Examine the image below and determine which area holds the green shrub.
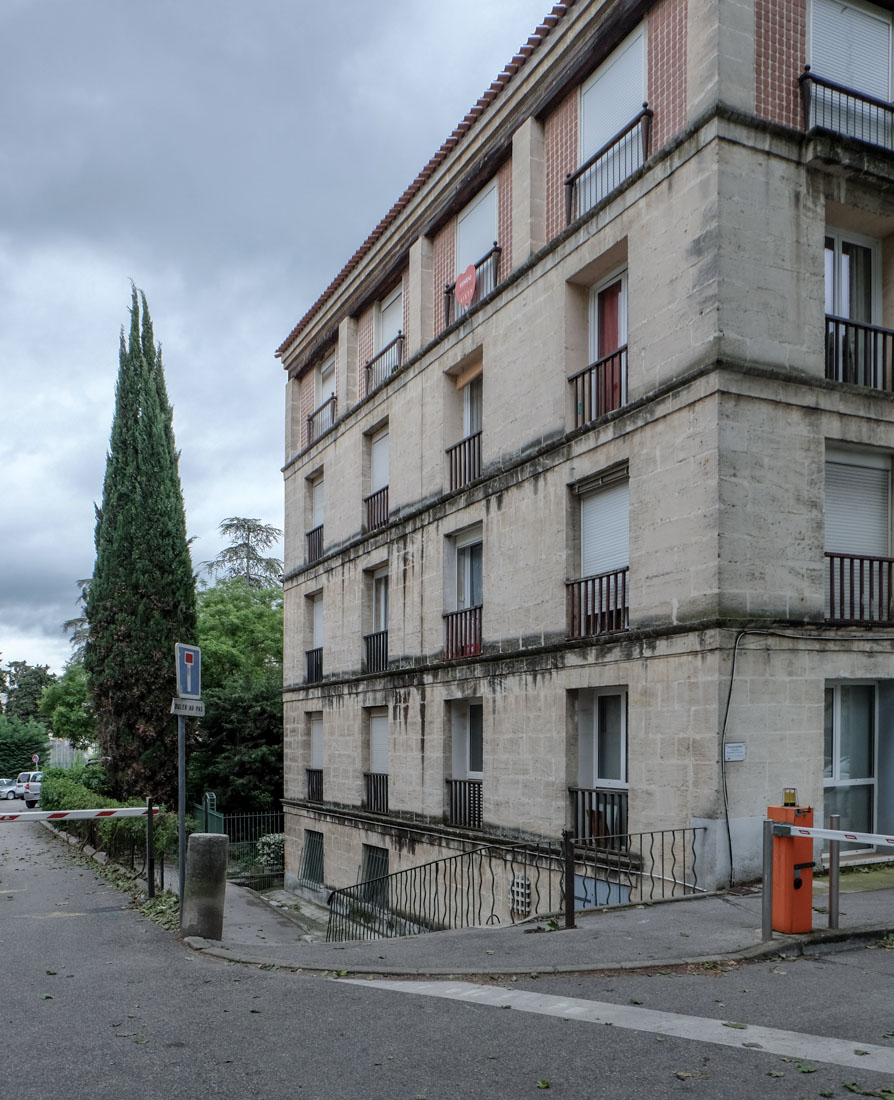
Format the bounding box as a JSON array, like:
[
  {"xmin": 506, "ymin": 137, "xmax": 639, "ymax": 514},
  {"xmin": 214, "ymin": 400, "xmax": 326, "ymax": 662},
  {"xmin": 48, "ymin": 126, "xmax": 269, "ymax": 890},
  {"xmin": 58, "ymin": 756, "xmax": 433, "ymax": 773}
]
[{"xmin": 256, "ymin": 832, "xmax": 285, "ymax": 870}]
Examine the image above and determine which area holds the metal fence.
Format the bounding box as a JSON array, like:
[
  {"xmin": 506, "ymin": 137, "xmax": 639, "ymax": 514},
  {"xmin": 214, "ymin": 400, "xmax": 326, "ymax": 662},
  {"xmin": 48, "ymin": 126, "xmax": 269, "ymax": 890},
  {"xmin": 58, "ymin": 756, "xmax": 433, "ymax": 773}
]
[
  {"xmin": 193, "ymin": 797, "xmax": 284, "ymax": 890},
  {"xmin": 326, "ymin": 825, "xmax": 704, "ymax": 943}
]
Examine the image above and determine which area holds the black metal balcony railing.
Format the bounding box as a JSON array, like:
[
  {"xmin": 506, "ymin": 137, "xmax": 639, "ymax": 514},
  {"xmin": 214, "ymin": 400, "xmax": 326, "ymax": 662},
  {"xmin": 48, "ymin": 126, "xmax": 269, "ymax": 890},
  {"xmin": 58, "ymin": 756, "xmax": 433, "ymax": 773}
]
[
  {"xmin": 363, "ymin": 630, "xmax": 389, "ymax": 673},
  {"xmin": 565, "ymin": 106, "xmax": 652, "ymax": 224},
  {"xmin": 446, "ymin": 431, "xmax": 482, "ymax": 491},
  {"xmin": 825, "ymin": 316, "xmax": 894, "ymax": 392},
  {"xmin": 444, "ymin": 605, "xmax": 482, "ymax": 659},
  {"xmin": 569, "ymin": 787, "xmax": 629, "ymax": 852},
  {"xmin": 825, "ymin": 552, "xmax": 894, "ymax": 625},
  {"xmin": 306, "ymin": 524, "xmax": 323, "ymax": 564},
  {"xmin": 365, "ymin": 332, "xmax": 404, "ymax": 394},
  {"xmin": 305, "ymin": 647, "xmax": 323, "ymax": 683},
  {"xmin": 364, "ymin": 485, "xmax": 389, "ymax": 531},
  {"xmin": 307, "ymin": 394, "xmax": 336, "ymax": 446},
  {"xmin": 446, "ymin": 778, "xmax": 482, "ymax": 829},
  {"xmin": 569, "ymin": 346, "xmax": 628, "ymax": 428},
  {"xmin": 444, "ymin": 243, "xmax": 502, "ymax": 328},
  {"xmin": 306, "ymin": 768, "xmax": 323, "ymax": 802},
  {"xmin": 800, "ymin": 66, "xmax": 894, "ymax": 151},
  {"xmin": 364, "ymin": 772, "xmax": 389, "ymax": 814},
  {"xmin": 567, "ymin": 569, "xmax": 630, "ymax": 637}
]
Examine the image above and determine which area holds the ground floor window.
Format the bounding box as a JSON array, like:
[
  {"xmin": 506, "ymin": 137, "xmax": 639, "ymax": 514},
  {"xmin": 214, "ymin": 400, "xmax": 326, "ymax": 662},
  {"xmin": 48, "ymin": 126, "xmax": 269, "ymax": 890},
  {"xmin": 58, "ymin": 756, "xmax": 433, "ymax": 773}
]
[
  {"xmin": 300, "ymin": 829, "xmax": 324, "ymax": 885},
  {"xmin": 360, "ymin": 844, "xmax": 389, "ymax": 906},
  {"xmin": 824, "ymin": 682, "xmax": 876, "ymax": 840}
]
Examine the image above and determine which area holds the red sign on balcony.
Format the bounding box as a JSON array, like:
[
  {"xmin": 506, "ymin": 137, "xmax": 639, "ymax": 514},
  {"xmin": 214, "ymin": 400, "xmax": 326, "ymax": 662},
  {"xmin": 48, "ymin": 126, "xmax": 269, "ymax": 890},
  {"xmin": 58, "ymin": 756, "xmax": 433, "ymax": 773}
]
[{"xmin": 455, "ymin": 264, "xmax": 477, "ymax": 309}]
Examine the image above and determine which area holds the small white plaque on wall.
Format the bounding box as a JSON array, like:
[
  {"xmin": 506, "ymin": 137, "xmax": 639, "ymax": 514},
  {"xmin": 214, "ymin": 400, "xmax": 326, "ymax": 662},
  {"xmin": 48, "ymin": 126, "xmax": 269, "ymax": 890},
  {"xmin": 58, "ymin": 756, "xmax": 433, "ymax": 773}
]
[{"xmin": 724, "ymin": 742, "xmax": 746, "ymax": 762}]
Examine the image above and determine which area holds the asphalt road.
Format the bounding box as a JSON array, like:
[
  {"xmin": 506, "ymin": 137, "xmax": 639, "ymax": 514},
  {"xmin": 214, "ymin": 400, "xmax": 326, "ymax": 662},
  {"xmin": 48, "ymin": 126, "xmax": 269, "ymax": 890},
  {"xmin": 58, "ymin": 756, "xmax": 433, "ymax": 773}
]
[{"xmin": 3, "ymin": 820, "xmax": 893, "ymax": 1099}]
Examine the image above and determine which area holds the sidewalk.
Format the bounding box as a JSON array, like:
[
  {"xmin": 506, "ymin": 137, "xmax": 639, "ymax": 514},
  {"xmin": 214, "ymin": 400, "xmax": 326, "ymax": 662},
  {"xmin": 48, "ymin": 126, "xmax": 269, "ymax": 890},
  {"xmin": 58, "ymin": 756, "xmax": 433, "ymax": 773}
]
[{"xmin": 188, "ymin": 866, "xmax": 894, "ymax": 977}]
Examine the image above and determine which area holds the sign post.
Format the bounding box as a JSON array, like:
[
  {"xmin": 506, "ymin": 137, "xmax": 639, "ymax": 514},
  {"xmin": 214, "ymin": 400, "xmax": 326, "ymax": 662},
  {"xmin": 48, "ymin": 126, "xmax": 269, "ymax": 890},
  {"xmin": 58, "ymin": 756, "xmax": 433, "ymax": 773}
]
[{"xmin": 173, "ymin": 643, "xmax": 203, "ymax": 913}]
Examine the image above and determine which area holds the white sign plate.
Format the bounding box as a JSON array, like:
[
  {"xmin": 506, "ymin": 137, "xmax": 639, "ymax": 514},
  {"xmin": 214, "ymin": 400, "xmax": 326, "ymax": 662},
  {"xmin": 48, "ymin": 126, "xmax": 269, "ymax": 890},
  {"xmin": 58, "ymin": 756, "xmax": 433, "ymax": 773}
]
[
  {"xmin": 724, "ymin": 742, "xmax": 746, "ymax": 762},
  {"xmin": 171, "ymin": 697, "xmax": 205, "ymax": 717}
]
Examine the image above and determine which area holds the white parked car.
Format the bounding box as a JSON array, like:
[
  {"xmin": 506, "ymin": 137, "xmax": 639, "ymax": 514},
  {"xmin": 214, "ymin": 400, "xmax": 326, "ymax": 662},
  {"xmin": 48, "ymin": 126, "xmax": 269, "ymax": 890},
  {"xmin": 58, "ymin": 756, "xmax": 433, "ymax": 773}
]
[
  {"xmin": 15, "ymin": 772, "xmax": 41, "ymax": 806},
  {"xmin": 0, "ymin": 778, "xmax": 16, "ymax": 800}
]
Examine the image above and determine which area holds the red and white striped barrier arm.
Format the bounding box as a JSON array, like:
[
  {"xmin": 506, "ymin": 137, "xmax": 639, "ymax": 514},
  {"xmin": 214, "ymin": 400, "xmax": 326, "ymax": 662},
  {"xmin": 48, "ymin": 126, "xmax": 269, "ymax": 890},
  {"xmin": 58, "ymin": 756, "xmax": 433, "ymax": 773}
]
[
  {"xmin": 0, "ymin": 807, "xmax": 159, "ymax": 824},
  {"xmin": 773, "ymin": 822, "xmax": 894, "ymax": 848}
]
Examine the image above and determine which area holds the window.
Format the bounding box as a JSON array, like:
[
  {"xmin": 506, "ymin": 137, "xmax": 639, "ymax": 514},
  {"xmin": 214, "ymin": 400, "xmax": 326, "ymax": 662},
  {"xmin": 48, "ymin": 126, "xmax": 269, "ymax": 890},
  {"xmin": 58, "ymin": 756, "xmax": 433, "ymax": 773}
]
[
  {"xmin": 457, "ymin": 184, "xmax": 498, "ymax": 274},
  {"xmin": 365, "ymin": 708, "xmax": 389, "ymax": 813},
  {"xmin": 300, "ymin": 830, "xmax": 324, "ymax": 885},
  {"xmin": 825, "ymin": 230, "xmax": 880, "ymax": 325},
  {"xmin": 372, "ymin": 568, "xmax": 389, "ymax": 633},
  {"xmin": 446, "ymin": 528, "xmax": 483, "ymax": 657},
  {"xmin": 463, "ymin": 374, "xmax": 483, "ymax": 438},
  {"xmin": 590, "ymin": 272, "xmax": 627, "ymax": 363},
  {"xmin": 809, "ymin": 0, "xmax": 891, "ymax": 145},
  {"xmin": 578, "ymin": 27, "xmax": 646, "ymax": 212},
  {"xmin": 307, "ymin": 713, "xmax": 323, "ymax": 801},
  {"xmin": 360, "ymin": 844, "xmax": 389, "ymax": 906},
  {"xmin": 365, "ymin": 427, "xmax": 389, "ymax": 531},
  {"xmin": 306, "ymin": 592, "xmax": 324, "ymax": 682},
  {"xmin": 447, "ymin": 367, "xmax": 483, "ymax": 490},
  {"xmin": 364, "ymin": 567, "xmax": 389, "ymax": 673},
  {"xmin": 824, "ymin": 682, "xmax": 876, "ymax": 843},
  {"xmin": 306, "ymin": 473, "xmax": 324, "ymax": 563},
  {"xmin": 569, "ymin": 472, "xmax": 629, "ymax": 636},
  {"xmin": 578, "ymin": 689, "xmax": 627, "ymax": 787},
  {"xmin": 576, "ymin": 270, "xmax": 627, "ymax": 421},
  {"xmin": 310, "ymin": 353, "xmax": 336, "ymax": 439},
  {"xmin": 452, "ymin": 700, "xmax": 484, "ymax": 779},
  {"xmin": 825, "ymin": 450, "xmax": 892, "ymax": 622},
  {"xmin": 367, "ymin": 287, "xmax": 404, "ymax": 390},
  {"xmin": 456, "ymin": 532, "xmax": 483, "ymax": 611}
]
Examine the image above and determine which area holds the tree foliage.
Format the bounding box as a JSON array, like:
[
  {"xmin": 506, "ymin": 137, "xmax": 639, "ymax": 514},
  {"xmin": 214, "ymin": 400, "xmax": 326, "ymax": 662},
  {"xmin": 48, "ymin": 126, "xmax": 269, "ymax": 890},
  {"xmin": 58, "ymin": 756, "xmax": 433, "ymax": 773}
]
[
  {"xmin": 3, "ymin": 661, "xmax": 56, "ymax": 721},
  {"xmin": 0, "ymin": 714, "xmax": 49, "ymax": 778},
  {"xmin": 38, "ymin": 662, "xmax": 96, "ymax": 749},
  {"xmin": 85, "ymin": 288, "xmax": 197, "ymax": 804},
  {"xmin": 202, "ymin": 517, "xmax": 283, "ymax": 588},
  {"xmin": 188, "ymin": 578, "xmax": 283, "ymax": 811}
]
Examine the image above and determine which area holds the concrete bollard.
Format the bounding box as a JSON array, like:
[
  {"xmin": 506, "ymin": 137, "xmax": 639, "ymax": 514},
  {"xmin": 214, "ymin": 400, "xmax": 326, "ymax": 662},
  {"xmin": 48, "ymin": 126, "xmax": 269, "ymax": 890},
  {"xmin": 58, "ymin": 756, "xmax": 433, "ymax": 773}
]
[{"xmin": 181, "ymin": 833, "xmax": 228, "ymax": 939}]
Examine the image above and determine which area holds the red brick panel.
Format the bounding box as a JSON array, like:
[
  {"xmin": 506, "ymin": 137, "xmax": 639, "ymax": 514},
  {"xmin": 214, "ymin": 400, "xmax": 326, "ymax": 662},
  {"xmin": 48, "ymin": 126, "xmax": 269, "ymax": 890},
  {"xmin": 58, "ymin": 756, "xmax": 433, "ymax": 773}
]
[
  {"xmin": 358, "ymin": 305, "xmax": 374, "ymax": 385},
  {"xmin": 648, "ymin": 0, "xmax": 687, "ymax": 150},
  {"xmin": 545, "ymin": 88, "xmax": 578, "ymax": 244},
  {"xmin": 497, "ymin": 158, "xmax": 513, "ymax": 280},
  {"xmin": 300, "ymin": 373, "xmax": 315, "ymax": 448},
  {"xmin": 755, "ymin": 0, "xmax": 807, "ymax": 128},
  {"xmin": 432, "ymin": 219, "xmax": 456, "ymax": 332},
  {"xmin": 402, "ymin": 270, "xmax": 410, "ymax": 347}
]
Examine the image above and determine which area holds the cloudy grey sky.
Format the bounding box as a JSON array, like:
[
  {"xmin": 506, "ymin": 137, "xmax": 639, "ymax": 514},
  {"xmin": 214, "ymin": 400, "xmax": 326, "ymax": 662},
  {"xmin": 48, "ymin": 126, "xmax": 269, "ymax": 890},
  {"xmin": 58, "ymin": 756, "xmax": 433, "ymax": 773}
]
[{"xmin": 1, "ymin": 0, "xmax": 550, "ymax": 673}]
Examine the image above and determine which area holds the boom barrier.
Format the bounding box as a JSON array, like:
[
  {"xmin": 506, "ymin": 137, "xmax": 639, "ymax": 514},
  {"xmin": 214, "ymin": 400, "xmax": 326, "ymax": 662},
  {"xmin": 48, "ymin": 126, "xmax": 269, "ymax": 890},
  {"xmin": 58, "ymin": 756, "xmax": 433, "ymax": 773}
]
[{"xmin": 0, "ymin": 807, "xmax": 159, "ymax": 824}]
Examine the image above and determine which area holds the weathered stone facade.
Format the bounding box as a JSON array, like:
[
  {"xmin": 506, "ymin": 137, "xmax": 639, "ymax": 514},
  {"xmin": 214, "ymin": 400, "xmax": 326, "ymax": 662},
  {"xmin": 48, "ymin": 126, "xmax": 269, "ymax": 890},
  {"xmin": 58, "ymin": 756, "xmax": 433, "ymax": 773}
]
[{"xmin": 279, "ymin": 0, "xmax": 894, "ymax": 903}]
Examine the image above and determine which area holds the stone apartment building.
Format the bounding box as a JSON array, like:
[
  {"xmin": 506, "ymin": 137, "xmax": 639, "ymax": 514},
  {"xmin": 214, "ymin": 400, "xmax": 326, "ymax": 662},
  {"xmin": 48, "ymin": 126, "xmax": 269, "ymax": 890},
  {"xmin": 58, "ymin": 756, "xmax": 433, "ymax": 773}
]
[{"xmin": 277, "ymin": 0, "xmax": 894, "ymax": 902}]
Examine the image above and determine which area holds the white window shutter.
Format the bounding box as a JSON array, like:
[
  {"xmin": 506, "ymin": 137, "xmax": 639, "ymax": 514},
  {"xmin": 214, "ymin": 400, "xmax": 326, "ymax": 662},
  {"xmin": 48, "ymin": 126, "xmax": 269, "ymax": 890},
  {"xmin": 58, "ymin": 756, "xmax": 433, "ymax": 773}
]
[
  {"xmin": 371, "ymin": 432, "xmax": 389, "ymax": 492},
  {"xmin": 312, "ymin": 478, "xmax": 324, "ymax": 528},
  {"xmin": 310, "ymin": 717, "xmax": 324, "ymax": 769},
  {"xmin": 812, "ymin": 0, "xmax": 891, "ymax": 100},
  {"xmin": 370, "ymin": 713, "xmax": 389, "ymax": 773},
  {"xmin": 457, "ymin": 185, "xmax": 497, "ymax": 272},
  {"xmin": 580, "ymin": 27, "xmax": 645, "ymax": 161},
  {"xmin": 825, "ymin": 461, "xmax": 890, "ymax": 555},
  {"xmin": 379, "ymin": 291, "xmax": 402, "ymax": 349},
  {"xmin": 581, "ymin": 481, "xmax": 630, "ymax": 577},
  {"xmin": 312, "ymin": 595, "xmax": 324, "ymax": 648}
]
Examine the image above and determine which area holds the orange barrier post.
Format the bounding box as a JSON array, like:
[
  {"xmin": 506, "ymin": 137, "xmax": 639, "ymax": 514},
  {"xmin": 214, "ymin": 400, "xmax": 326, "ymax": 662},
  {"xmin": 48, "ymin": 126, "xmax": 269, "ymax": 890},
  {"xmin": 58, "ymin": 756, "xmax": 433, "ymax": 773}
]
[{"xmin": 767, "ymin": 804, "xmax": 814, "ymax": 933}]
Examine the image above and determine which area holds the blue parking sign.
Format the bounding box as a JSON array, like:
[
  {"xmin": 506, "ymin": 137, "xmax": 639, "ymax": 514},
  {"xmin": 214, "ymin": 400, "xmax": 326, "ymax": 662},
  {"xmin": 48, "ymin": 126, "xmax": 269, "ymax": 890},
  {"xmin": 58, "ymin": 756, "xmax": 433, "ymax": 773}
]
[{"xmin": 175, "ymin": 643, "xmax": 202, "ymax": 698}]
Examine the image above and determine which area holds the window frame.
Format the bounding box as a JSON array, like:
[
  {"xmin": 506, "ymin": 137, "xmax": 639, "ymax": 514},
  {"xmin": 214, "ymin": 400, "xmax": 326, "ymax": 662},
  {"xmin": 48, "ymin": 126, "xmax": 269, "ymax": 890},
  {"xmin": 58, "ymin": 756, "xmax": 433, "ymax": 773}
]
[
  {"xmin": 371, "ymin": 566, "xmax": 389, "ymax": 633},
  {"xmin": 455, "ymin": 528, "xmax": 484, "ymax": 611},
  {"xmin": 578, "ymin": 687, "xmax": 628, "ymax": 789},
  {"xmin": 824, "ymin": 680, "xmax": 878, "ymax": 845},
  {"xmin": 376, "ymin": 286, "xmax": 403, "ymax": 352},
  {"xmin": 824, "ymin": 227, "xmax": 882, "ymax": 324},
  {"xmin": 451, "ymin": 698, "xmax": 484, "ymax": 779},
  {"xmin": 579, "ymin": 26, "xmax": 646, "ymax": 166},
  {"xmin": 456, "ymin": 182, "xmax": 498, "ymax": 274},
  {"xmin": 589, "ymin": 268, "xmax": 628, "ymax": 364}
]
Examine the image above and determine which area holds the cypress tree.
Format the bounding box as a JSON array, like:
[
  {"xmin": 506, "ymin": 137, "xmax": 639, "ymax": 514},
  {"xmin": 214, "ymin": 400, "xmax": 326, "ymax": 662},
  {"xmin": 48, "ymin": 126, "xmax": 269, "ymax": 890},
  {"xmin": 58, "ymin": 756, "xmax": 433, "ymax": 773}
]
[{"xmin": 85, "ymin": 288, "xmax": 197, "ymax": 804}]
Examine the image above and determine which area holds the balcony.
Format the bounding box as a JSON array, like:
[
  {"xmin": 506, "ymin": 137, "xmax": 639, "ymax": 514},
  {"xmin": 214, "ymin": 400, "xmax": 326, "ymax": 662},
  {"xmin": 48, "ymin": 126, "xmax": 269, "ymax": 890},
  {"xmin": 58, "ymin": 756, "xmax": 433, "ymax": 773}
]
[
  {"xmin": 800, "ymin": 66, "xmax": 894, "ymax": 152},
  {"xmin": 446, "ymin": 778, "xmax": 482, "ymax": 829},
  {"xmin": 305, "ymin": 647, "xmax": 323, "ymax": 683},
  {"xmin": 446, "ymin": 431, "xmax": 482, "ymax": 491},
  {"xmin": 569, "ymin": 787, "xmax": 628, "ymax": 851},
  {"xmin": 306, "ymin": 524, "xmax": 323, "ymax": 564},
  {"xmin": 444, "ymin": 605, "xmax": 482, "ymax": 659},
  {"xmin": 363, "ymin": 630, "xmax": 388, "ymax": 673},
  {"xmin": 565, "ymin": 106, "xmax": 652, "ymax": 224},
  {"xmin": 364, "ymin": 772, "xmax": 389, "ymax": 814},
  {"xmin": 306, "ymin": 768, "xmax": 323, "ymax": 802},
  {"xmin": 364, "ymin": 485, "xmax": 389, "ymax": 531},
  {"xmin": 569, "ymin": 347, "xmax": 628, "ymax": 429},
  {"xmin": 307, "ymin": 395, "xmax": 336, "ymax": 446},
  {"xmin": 825, "ymin": 316, "xmax": 894, "ymax": 392},
  {"xmin": 825, "ymin": 552, "xmax": 894, "ymax": 625},
  {"xmin": 566, "ymin": 569, "xmax": 629, "ymax": 638},
  {"xmin": 365, "ymin": 333, "xmax": 404, "ymax": 394},
  {"xmin": 444, "ymin": 243, "xmax": 502, "ymax": 328}
]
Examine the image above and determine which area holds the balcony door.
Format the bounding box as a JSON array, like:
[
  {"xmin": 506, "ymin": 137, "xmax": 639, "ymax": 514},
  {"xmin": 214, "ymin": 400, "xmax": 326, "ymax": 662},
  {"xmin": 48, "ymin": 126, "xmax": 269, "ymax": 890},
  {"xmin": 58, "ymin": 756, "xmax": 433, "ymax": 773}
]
[
  {"xmin": 824, "ymin": 683, "xmax": 877, "ymax": 847},
  {"xmin": 825, "ymin": 230, "xmax": 882, "ymax": 385},
  {"xmin": 825, "ymin": 452, "xmax": 891, "ymax": 620}
]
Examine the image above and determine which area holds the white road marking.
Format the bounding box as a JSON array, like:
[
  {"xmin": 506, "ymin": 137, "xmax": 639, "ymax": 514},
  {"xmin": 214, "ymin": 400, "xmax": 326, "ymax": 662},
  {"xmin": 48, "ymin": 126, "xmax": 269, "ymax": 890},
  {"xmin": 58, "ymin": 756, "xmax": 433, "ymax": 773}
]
[{"xmin": 346, "ymin": 980, "xmax": 894, "ymax": 1074}]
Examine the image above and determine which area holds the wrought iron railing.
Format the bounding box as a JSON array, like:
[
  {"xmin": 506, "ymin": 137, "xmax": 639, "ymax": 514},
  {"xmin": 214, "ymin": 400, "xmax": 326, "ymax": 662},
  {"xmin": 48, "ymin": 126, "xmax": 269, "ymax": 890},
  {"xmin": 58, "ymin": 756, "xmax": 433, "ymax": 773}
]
[
  {"xmin": 306, "ymin": 768, "xmax": 323, "ymax": 802},
  {"xmin": 306, "ymin": 524, "xmax": 323, "ymax": 564},
  {"xmin": 307, "ymin": 394, "xmax": 336, "ymax": 445},
  {"xmin": 444, "ymin": 243, "xmax": 502, "ymax": 328},
  {"xmin": 569, "ymin": 787, "xmax": 629, "ymax": 851},
  {"xmin": 197, "ymin": 806, "xmax": 285, "ymax": 890},
  {"xmin": 305, "ymin": 647, "xmax": 323, "ymax": 683},
  {"xmin": 566, "ymin": 569, "xmax": 629, "ymax": 637},
  {"xmin": 364, "ymin": 630, "xmax": 388, "ymax": 673},
  {"xmin": 825, "ymin": 552, "xmax": 894, "ymax": 624},
  {"xmin": 446, "ymin": 778, "xmax": 482, "ymax": 829},
  {"xmin": 364, "ymin": 485, "xmax": 389, "ymax": 531},
  {"xmin": 326, "ymin": 839, "xmax": 561, "ymax": 942},
  {"xmin": 365, "ymin": 332, "xmax": 404, "ymax": 394},
  {"xmin": 570, "ymin": 347, "xmax": 628, "ymax": 428},
  {"xmin": 444, "ymin": 605, "xmax": 482, "ymax": 658},
  {"xmin": 325, "ymin": 825, "xmax": 705, "ymax": 942},
  {"xmin": 825, "ymin": 315, "xmax": 894, "ymax": 392},
  {"xmin": 364, "ymin": 772, "xmax": 389, "ymax": 814},
  {"xmin": 446, "ymin": 431, "xmax": 482, "ymax": 491},
  {"xmin": 565, "ymin": 106, "xmax": 652, "ymax": 224},
  {"xmin": 800, "ymin": 66, "xmax": 894, "ymax": 151}
]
